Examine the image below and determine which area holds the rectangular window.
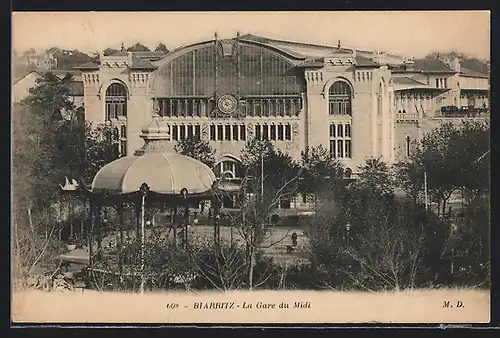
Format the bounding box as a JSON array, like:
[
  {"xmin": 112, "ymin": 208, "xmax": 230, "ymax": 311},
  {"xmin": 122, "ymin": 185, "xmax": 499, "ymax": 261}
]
[
  {"xmin": 345, "ymin": 124, "xmax": 351, "ymax": 137},
  {"xmin": 277, "ymin": 124, "xmax": 284, "ymax": 140},
  {"xmin": 285, "ymin": 99, "xmax": 291, "ymax": 116},
  {"xmin": 270, "ymin": 125, "xmax": 277, "ymax": 140},
  {"xmin": 262, "ymin": 100, "xmax": 270, "ymax": 116},
  {"xmin": 116, "ymin": 103, "xmax": 122, "ymax": 117},
  {"xmin": 217, "ymin": 125, "xmax": 224, "ymax": 141},
  {"xmin": 435, "ymin": 78, "xmax": 439, "ymax": 88},
  {"xmin": 107, "ymin": 103, "xmax": 115, "ymax": 120},
  {"xmin": 345, "ymin": 140, "xmax": 351, "ymax": 158},
  {"xmin": 240, "ymin": 125, "xmax": 246, "ymax": 141},
  {"xmin": 120, "ymin": 125, "xmax": 127, "ymax": 139},
  {"xmin": 444, "ymin": 78, "xmax": 448, "ymax": 89},
  {"xmin": 186, "ymin": 125, "xmax": 194, "ymax": 138},
  {"xmin": 120, "ymin": 140, "xmax": 127, "ymax": 157},
  {"xmin": 112, "ymin": 127, "xmax": 119, "ymax": 142},
  {"xmin": 330, "ymin": 140, "xmax": 336, "ymax": 157},
  {"xmin": 269, "ymin": 100, "xmax": 276, "ymax": 116},
  {"xmin": 337, "ymin": 124, "xmax": 344, "ymax": 138},
  {"xmin": 223, "ymin": 161, "xmax": 232, "ymax": 173},
  {"xmin": 262, "ymin": 125, "xmax": 269, "ymax": 140},
  {"xmin": 255, "ymin": 125, "xmax": 261, "ymax": 140},
  {"xmin": 113, "ymin": 143, "xmax": 120, "ymax": 158},
  {"xmin": 275, "ymin": 100, "xmax": 282, "ymax": 116},
  {"xmin": 232, "ymin": 125, "xmax": 239, "ymax": 141},
  {"xmin": 285, "ymin": 125, "xmax": 291, "ymax": 140},
  {"xmin": 194, "ymin": 125, "xmax": 201, "ymax": 140},
  {"xmin": 179, "ymin": 125, "xmax": 186, "ymax": 140},
  {"xmin": 172, "ymin": 125, "xmax": 179, "ymax": 141},
  {"xmin": 225, "ymin": 125, "xmax": 231, "ymax": 140},
  {"xmin": 329, "ymin": 124, "xmax": 336, "ymax": 137},
  {"xmin": 192, "ymin": 100, "xmax": 199, "ymax": 116},
  {"xmin": 210, "ymin": 125, "xmax": 216, "ymax": 140},
  {"xmin": 254, "ymin": 101, "xmax": 262, "ymax": 116},
  {"xmin": 165, "ymin": 100, "xmax": 172, "ymax": 117},
  {"xmin": 337, "ymin": 140, "xmax": 344, "ymax": 158}
]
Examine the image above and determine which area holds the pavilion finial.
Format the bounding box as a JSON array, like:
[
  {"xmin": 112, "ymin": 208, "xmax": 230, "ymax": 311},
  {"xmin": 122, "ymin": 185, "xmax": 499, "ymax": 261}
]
[
  {"xmin": 214, "ymin": 31, "xmax": 218, "ymax": 40},
  {"xmin": 337, "ymin": 40, "xmax": 341, "ymax": 49},
  {"xmin": 121, "ymin": 42, "xmax": 125, "ymax": 51},
  {"xmin": 236, "ymin": 31, "xmax": 240, "ymax": 37},
  {"xmin": 134, "ymin": 103, "xmax": 171, "ymax": 156}
]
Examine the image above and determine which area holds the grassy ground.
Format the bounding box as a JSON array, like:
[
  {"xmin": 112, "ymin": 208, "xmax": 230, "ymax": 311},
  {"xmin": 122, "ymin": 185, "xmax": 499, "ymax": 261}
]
[{"xmin": 12, "ymin": 288, "xmax": 490, "ymax": 324}]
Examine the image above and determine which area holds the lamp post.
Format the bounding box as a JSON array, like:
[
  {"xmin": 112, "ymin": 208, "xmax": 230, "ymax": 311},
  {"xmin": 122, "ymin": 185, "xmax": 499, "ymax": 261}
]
[
  {"xmin": 424, "ymin": 171, "xmax": 429, "ymax": 211},
  {"xmin": 181, "ymin": 188, "xmax": 189, "ymax": 250},
  {"xmin": 139, "ymin": 182, "xmax": 149, "ymax": 294},
  {"xmin": 346, "ymin": 222, "xmax": 351, "ymax": 247},
  {"xmin": 261, "ymin": 152, "xmax": 264, "ymax": 199}
]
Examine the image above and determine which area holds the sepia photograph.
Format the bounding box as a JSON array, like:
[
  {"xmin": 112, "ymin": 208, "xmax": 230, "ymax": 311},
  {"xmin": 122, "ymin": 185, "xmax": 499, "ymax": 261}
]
[{"xmin": 11, "ymin": 11, "xmax": 491, "ymax": 325}]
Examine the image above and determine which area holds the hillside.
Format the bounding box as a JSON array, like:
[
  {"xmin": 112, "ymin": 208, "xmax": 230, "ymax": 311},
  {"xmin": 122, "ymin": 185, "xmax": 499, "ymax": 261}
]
[{"xmin": 425, "ymin": 51, "xmax": 489, "ymax": 75}]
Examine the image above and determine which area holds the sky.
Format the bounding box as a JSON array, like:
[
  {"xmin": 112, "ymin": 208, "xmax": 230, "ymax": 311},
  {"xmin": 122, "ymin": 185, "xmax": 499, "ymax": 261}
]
[{"xmin": 12, "ymin": 11, "xmax": 490, "ymax": 60}]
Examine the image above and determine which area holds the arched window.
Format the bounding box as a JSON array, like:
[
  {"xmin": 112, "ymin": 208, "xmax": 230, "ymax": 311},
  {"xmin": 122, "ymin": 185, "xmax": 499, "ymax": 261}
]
[
  {"xmin": 105, "ymin": 83, "xmax": 128, "ymax": 121},
  {"xmin": 329, "ymin": 81, "xmax": 352, "ymax": 115},
  {"xmin": 154, "ymin": 42, "xmax": 303, "ymax": 118},
  {"xmin": 214, "ymin": 157, "xmax": 244, "ymax": 180}
]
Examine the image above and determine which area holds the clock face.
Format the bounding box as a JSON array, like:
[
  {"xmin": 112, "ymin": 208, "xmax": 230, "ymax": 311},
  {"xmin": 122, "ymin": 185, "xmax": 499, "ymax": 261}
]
[{"xmin": 217, "ymin": 94, "xmax": 238, "ymax": 114}]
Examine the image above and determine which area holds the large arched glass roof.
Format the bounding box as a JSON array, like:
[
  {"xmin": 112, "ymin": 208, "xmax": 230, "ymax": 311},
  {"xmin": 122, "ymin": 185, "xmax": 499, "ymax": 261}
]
[{"xmin": 153, "ymin": 41, "xmax": 303, "ymax": 97}]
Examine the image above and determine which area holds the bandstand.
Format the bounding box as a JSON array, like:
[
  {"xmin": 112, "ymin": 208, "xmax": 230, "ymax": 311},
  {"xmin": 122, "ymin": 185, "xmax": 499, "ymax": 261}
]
[{"xmin": 60, "ymin": 112, "xmax": 229, "ymax": 293}]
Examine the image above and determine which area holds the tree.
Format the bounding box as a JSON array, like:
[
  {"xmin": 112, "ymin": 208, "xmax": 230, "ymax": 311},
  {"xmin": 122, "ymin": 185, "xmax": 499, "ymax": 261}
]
[
  {"xmin": 299, "ymin": 145, "xmax": 344, "ymax": 200},
  {"xmin": 174, "ymin": 136, "xmax": 216, "ymax": 168},
  {"xmin": 240, "ymin": 138, "xmax": 300, "ymax": 198},
  {"xmin": 452, "ymin": 120, "xmax": 490, "ymax": 202},
  {"xmin": 310, "ymin": 158, "xmax": 431, "ymax": 291},
  {"xmin": 425, "ymin": 51, "xmax": 489, "ymax": 75},
  {"xmin": 55, "ymin": 49, "xmax": 93, "ymax": 70},
  {"xmin": 154, "ymin": 43, "xmax": 169, "ymax": 54},
  {"xmin": 22, "ymin": 72, "xmax": 75, "ymax": 121},
  {"xmin": 126, "ymin": 43, "xmax": 151, "ymax": 52},
  {"xmin": 18, "ymin": 72, "xmax": 78, "ymax": 205},
  {"xmin": 12, "ymin": 102, "xmax": 68, "ymax": 283},
  {"xmin": 399, "ymin": 121, "xmax": 490, "ymax": 218},
  {"xmin": 214, "ymin": 138, "xmax": 301, "ymax": 289},
  {"xmin": 356, "ymin": 157, "xmax": 395, "ymax": 196},
  {"xmin": 394, "ymin": 158, "xmax": 424, "ymax": 207},
  {"xmin": 415, "ymin": 123, "xmax": 461, "ymax": 217},
  {"xmin": 103, "ymin": 48, "xmax": 119, "ymax": 56},
  {"xmin": 83, "ymin": 122, "xmax": 120, "ymax": 184}
]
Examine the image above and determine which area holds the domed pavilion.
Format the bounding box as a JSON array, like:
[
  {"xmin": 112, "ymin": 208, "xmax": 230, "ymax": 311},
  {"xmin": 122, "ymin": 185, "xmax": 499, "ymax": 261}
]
[{"xmin": 60, "ymin": 111, "xmax": 220, "ymax": 293}]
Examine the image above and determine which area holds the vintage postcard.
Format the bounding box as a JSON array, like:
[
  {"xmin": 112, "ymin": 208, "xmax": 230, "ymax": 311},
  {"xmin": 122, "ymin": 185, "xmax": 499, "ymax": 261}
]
[{"xmin": 11, "ymin": 11, "xmax": 491, "ymax": 325}]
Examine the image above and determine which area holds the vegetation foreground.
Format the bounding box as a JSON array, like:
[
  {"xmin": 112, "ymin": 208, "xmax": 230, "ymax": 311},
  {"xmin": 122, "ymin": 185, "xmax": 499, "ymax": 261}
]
[{"xmin": 12, "ymin": 66, "xmax": 490, "ymax": 294}]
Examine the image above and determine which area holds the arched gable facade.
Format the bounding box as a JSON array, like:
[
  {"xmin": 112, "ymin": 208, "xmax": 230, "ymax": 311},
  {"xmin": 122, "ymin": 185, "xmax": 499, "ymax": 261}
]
[{"xmin": 149, "ymin": 39, "xmax": 305, "ymax": 119}]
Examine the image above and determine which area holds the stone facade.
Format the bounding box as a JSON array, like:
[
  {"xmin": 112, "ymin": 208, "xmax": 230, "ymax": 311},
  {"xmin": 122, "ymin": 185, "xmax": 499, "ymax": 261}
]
[{"xmin": 78, "ymin": 35, "xmax": 490, "ymax": 175}]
